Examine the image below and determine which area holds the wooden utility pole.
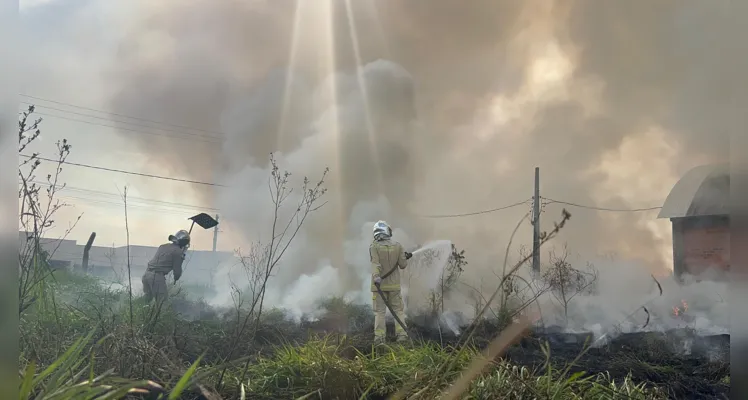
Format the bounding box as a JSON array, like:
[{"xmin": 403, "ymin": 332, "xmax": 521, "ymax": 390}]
[
  {"xmin": 212, "ymin": 214, "xmax": 219, "ymax": 252},
  {"xmin": 532, "ymin": 167, "xmax": 540, "ymax": 274},
  {"xmin": 81, "ymin": 232, "xmax": 96, "ymax": 273}
]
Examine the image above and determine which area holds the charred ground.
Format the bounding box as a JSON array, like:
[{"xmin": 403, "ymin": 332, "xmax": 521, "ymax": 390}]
[
  {"xmin": 168, "ymin": 294, "xmax": 730, "ymax": 399},
  {"xmin": 19, "ymin": 271, "xmax": 730, "ymax": 399}
]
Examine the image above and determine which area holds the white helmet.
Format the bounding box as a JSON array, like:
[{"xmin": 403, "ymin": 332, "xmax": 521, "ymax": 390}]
[
  {"xmin": 372, "ymin": 220, "xmax": 392, "ymax": 240},
  {"xmin": 168, "ymin": 229, "xmax": 191, "ymax": 247}
]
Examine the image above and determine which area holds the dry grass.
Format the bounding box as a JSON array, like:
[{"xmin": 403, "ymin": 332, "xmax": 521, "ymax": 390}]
[{"xmin": 16, "ymin": 270, "xmax": 695, "ymax": 399}]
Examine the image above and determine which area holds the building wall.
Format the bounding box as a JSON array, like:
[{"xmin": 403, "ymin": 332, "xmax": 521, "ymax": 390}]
[
  {"xmin": 19, "ymin": 232, "xmax": 234, "ymax": 287},
  {"xmin": 672, "ymin": 216, "xmax": 730, "ymax": 279},
  {"xmin": 18, "ymin": 232, "xmax": 80, "ymax": 262}
]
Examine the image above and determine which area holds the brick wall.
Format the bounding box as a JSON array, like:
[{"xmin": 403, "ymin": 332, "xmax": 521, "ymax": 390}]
[{"xmin": 682, "ymin": 221, "xmax": 730, "ymax": 276}]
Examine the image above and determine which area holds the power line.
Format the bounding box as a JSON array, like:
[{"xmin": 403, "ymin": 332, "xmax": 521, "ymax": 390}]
[
  {"xmin": 20, "ymin": 154, "xmax": 225, "ymax": 187},
  {"xmin": 28, "ymin": 179, "xmax": 220, "ymax": 211},
  {"xmin": 57, "ymin": 195, "xmax": 208, "ymax": 217},
  {"xmin": 26, "ymin": 102, "xmax": 224, "ymax": 141},
  {"xmin": 33, "ymin": 111, "xmax": 222, "ymax": 144},
  {"xmin": 419, "ymin": 195, "xmax": 661, "ymax": 219},
  {"xmin": 20, "ymin": 93, "xmax": 224, "ymax": 136},
  {"xmin": 541, "ymin": 197, "xmax": 662, "ymax": 212},
  {"xmin": 420, "ymin": 199, "xmax": 531, "ymax": 218}
]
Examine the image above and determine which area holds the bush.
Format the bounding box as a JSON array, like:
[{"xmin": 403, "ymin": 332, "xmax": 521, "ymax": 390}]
[{"xmin": 19, "ymin": 269, "xmax": 674, "ymax": 399}]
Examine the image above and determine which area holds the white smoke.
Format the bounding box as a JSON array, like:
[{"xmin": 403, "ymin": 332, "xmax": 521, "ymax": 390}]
[
  {"xmin": 153, "ymin": 52, "xmax": 729, "ymax": 339},
  {"xmin": 197, "ymin": 58, "xmax": 425, "ymax": 319},
  {"xmin": 553, "ymin": 261, "xmax": 729, "ymax": 337},
  {"xmin": 20, "ymin": 0, "xmax": 733, "ymax": 341},
  {"xmin": 204, "ymin": 217, "xmax": 425, "ymax": 320},
  {"xmin": 443, "ymin": 254, "xmax": 730, "ymax": 341}
]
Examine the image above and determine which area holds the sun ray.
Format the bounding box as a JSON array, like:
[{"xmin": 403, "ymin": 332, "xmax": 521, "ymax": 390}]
[
  {"xmin": 342, "ymin": 0, "xmax": 385, "ymax": 197},
  {"xmin": 361, "ymin": 0, "xmax": 392, "ymax": 59},
  {"xmin": 322, "ymin": 0, "xmax": 341, "ymax": 191},
  {"xmin": 323, "ymin": 0, "xmax": 347, "ymax": 268},
  {"xmin": 274, "ymin": 0, "xmax": 305, "ymax": 152}
]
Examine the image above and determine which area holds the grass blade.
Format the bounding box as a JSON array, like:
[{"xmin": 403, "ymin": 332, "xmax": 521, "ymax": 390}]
[
  {"xmin": 295, "ymin": 390, "xmax": 321, "ymax": 400},
  {"xmin": 168, "ymin": 355, "xmax": 203, "ymax": 400},
  {"xmin": 34, "ymin": 330, "xmax": 96, "ymax": 395},
  {"xmin": 91, "ymin": 380, "xmax": 155, "ymax": 400},
  {"xmin": 19, "ymin": 361, "xmax": 36, "ymax": 400},
  {"xmin": 32, "ymin": 335, "xmax": 84, "ymax": 387}
]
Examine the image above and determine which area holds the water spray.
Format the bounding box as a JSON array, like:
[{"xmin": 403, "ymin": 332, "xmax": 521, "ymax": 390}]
[{"xmin": 409, "ymin": 240, "xmax": 453, "ymax": 290}]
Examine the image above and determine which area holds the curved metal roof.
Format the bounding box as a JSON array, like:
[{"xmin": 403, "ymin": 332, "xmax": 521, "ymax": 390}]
[{"xmin": 658, "ymin": 163, "xmax": 729, "ymax": 219}]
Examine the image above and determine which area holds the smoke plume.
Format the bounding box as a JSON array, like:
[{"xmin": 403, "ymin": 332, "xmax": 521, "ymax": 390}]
[{"xmin": 103, "ymin": 0, "xmax": 735, "ymax": 329}]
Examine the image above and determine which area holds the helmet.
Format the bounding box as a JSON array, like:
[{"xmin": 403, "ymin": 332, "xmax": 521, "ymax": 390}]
[
  {"xmin": 168, "ymin": 229, "xmax": 191, "ymax": 247},
  {"xmin": 372, "ymin": 220, "xmax": 392, "ymax": 240}
]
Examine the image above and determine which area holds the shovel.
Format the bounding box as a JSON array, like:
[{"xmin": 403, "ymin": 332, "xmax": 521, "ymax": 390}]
[
  {"xmin": 187, "ymin": 212, "xmax": 219, "ymax": 234},
  {"xmin": 178, "ymin": 213, "xmax": 220, "ymax": 258}
]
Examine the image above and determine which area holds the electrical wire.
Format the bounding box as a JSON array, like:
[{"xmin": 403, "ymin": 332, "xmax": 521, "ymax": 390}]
[
  {"xmin": 541, "ymin": 197, "xmax": 662, "ymax": 212},
  {"xmin": 33, "ymin": 111, "xmax": 222, "ymax": 144},
  {"xmin": 28, "ymin": 179, "xmax": 220, "ymax": 211},
  {"xmin": 19, "ymin": 93, "xmax": 224, "ymax": 136},
  {"xmin": 420, "ymin": 195, "xmax": 661, "ymax": 220},
  {"xmin": 56, "ymin": 195, "xmax": 208, "ymax": 217},
  {"xmin": 19, "ymin": 154, "xmax": 226, "ymax": 187},
  {"xmin": 420, "ymin": 199, "xmax": 532, "ymax": 218},
  {"xmin": 60, "ymin": 195, "xmax": 213, "ymax": 216},
  {"xmin": 25, "ymin": 102, "xmax": 224, "ymax": 141}
]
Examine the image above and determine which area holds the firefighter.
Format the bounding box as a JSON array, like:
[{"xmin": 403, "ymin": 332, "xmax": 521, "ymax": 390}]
[
  {"xmin": 142, "ymin": 229, "xmax": 189, "ymax": 303},
  {"xmin": 370, "ymin": 220, "xmax": 413, "ymax": 343}
]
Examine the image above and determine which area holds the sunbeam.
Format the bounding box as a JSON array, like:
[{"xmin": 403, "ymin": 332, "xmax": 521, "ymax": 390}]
[
  {"xmin": 342, "ymin": 0, "xmax": 385, "ymax": 197},
  {"xmin": 274, "ymin": 0, "xmax": 305, "ymax": 153},
  {"xmin": 361, "ymin": 0, "xmax": 391, "ymax": 59},
  {"xmin": 323, "ymin": 0, "xmax": 347, "ymax": 268}
]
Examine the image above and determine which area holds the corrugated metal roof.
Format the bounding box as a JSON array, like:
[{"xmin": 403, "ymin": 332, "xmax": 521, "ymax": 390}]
[{"xmin": 658, "ymin": 163, "xmax": 729, "ymax": 219}]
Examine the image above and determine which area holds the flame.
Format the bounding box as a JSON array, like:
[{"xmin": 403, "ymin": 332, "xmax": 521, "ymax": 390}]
[{"xmin": 672, "ymin": 300, "xmax": 689, "ymax": 317}]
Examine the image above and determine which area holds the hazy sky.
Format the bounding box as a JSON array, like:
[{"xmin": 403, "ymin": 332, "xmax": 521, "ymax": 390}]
[
  {"xmin": 17, "ymin": 0, "xmax": 733, "ymax": 279},
  {"xmin": 19, "ymin": 0, "xmax": 224, "ymax": 251}
]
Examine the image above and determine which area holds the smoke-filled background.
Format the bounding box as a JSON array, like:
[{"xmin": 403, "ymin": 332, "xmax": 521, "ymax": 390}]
[{"xmin": 20, "ymin": 0, "xmax": 736, "ymax": 334}]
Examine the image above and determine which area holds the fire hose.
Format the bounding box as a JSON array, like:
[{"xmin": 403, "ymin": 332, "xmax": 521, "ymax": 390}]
[{"xmin": 374, "ymin": 252, "xmax": 413, "ymax": 340}]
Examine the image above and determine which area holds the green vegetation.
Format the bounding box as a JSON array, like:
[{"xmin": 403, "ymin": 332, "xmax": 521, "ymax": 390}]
[
  {"xmin": 17, "ymin": 108, "xmax": 727, "ymax": 398},
  {"xmin": 18, "ymin": 270, "xmax": 679, "ymax": 399}
]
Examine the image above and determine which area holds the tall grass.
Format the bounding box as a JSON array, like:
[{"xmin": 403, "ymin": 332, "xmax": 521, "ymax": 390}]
[
  {"xmin": 19, "ymin": 329, "xmax": 159, "ymax": 399},
  {"xmin": 218, "ymin": 338, "xmax": 663, "ymax": 399},
  {"xmin": 19, "ymin": 270, "xmax": 689, "ymax": 399}
]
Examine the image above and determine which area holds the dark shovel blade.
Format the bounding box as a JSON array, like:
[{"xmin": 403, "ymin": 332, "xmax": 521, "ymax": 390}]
[{"xmin": 189, "ymin": 213, "xmax": 219, "ymax": 230}]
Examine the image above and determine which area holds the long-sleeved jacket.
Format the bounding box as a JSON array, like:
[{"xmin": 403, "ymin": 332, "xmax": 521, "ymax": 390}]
[
  {"xmin": 370, "ymin": 238, "xmax": 408, "ymax": 292},
  {"xmin": 146, "ymin": 243, "xmax": 184, "ymax": 281}
]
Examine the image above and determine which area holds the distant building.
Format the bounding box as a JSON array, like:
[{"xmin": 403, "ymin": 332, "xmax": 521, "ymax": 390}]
[
  {"xmin": 18, "ymin": 231, "xmax": 235, "ymax": 285},
  {"xmin": 658, "ymin": 164, "xmax": 729, "ymax": 280}
]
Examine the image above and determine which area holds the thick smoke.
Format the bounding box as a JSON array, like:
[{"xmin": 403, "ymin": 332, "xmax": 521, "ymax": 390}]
[
  {"xmin": 103, "ymin": 1, "xmax": 735, "ymax": 332},
  {"xmin": 523, "ymin": 260, "xmax": 728, "ymax": 340}
]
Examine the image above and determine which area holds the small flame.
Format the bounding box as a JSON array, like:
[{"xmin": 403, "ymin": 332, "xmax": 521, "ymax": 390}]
[{"xmin": 671, "ymin": 300, "xmax": 689, "ymax": 317}]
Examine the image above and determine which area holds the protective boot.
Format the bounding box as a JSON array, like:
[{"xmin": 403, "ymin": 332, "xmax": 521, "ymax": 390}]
[
  {"xmin": 373, "ymin": 334, "xmax": 387, "ymax": 346},
  {"xmin": 395, "ymin": 332, "xmax": 409, "ymax": 344}
]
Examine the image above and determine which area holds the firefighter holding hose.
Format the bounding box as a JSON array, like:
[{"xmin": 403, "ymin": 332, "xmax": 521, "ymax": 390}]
[{"xmin": 370, "ymin": 220, "xmax": 412, "ymax": 343}]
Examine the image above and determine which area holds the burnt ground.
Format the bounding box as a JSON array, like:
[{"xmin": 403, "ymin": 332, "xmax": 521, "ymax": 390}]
[
  {"xmin": 169, "ymin": 301, "xmax": 729, "ymax": 399},
  {"xmin": 259, "ymin": 315, "xmax": 730, "ymax": 399},
  {"xmin": 408, "ymin": 322, "xmax": 730, "ymax": 400},
  {"xmin": 317, "ymin": 318, "xmax": 728, "ymax": 399},
  {"xmin": 509, "ymin": 331, "xmax": 728, "ymax": 399}
]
